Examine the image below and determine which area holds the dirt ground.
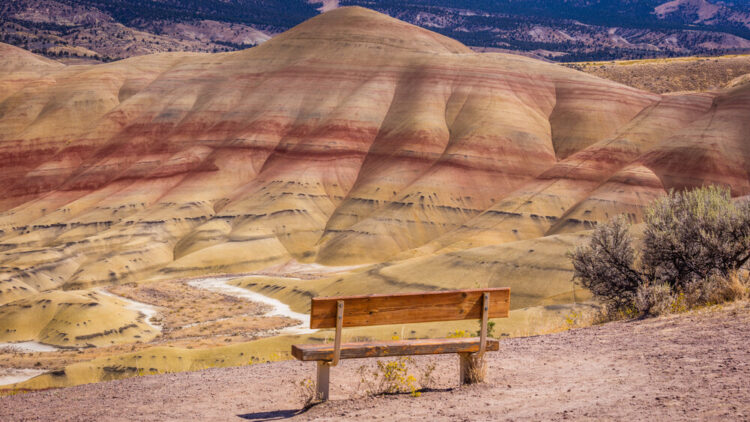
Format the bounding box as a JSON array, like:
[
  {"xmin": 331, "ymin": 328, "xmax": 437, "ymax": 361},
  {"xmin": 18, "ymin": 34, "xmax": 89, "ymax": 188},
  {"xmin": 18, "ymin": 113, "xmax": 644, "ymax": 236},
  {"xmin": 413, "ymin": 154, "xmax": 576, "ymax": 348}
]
[{"xmin": 2, "ymin": 302, "xmax": 748, "ymax": 421}]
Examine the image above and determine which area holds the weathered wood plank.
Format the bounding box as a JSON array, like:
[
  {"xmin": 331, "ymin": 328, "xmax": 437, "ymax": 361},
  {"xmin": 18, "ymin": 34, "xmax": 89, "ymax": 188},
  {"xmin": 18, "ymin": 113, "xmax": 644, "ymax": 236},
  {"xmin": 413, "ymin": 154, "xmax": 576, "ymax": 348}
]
[
  {"xmin": 291, "ymin": 337, "xmax": 500, "ymax": 361},
  {"xmin": 310, "ymin": 288, "xmax": 510, "ymax": 328}
]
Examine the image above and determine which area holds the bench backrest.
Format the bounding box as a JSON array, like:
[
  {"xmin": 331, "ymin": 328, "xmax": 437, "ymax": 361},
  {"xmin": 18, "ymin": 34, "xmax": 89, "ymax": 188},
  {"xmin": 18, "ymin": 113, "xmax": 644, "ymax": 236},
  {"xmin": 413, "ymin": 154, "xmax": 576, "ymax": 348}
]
[{"xmin": 310, "ymin": 287, "xmax": 510, "ymax": 329}]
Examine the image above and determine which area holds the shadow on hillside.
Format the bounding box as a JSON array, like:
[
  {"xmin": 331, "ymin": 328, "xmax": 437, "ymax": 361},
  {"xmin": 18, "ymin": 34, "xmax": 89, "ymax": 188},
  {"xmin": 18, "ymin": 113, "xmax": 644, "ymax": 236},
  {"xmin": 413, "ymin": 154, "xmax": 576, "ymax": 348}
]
[{"xmin": 238, "ymin": 409, "xmax": 304, "ymax": 420}]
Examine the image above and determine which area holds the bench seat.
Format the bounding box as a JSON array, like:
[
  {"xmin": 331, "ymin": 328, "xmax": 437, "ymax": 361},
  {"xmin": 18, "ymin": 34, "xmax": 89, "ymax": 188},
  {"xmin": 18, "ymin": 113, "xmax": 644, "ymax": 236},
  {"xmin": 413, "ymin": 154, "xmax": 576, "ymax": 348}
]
[{"xmin": 292, "ymin": 337, "xmax": 500, "ymax": 361}]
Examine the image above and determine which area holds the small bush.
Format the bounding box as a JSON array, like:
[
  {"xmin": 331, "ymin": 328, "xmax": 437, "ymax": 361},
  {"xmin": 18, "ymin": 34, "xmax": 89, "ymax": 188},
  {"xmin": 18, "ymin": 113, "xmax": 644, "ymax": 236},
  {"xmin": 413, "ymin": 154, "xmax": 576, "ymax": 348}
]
[
  {"xmin": 459, "ymin": 353, "xmax": 486, "ymax": 384},
  {"xmin": 670, "ymin": 291, "xmax": 688, "ymax": 314},
  {"xmin": 418, "ymin": 362, "xmax": 437, "ymax": 391},
  {"xmin": 635, "ymin": 283, "xmax": 674, "ymax": 316},
  {"xmin": 357, "ymin": 357, "xmax": 430, "ymax": 397},
  {"xmin": 377, "ymin": 358, "xmax": 419, "ymax": 395}
]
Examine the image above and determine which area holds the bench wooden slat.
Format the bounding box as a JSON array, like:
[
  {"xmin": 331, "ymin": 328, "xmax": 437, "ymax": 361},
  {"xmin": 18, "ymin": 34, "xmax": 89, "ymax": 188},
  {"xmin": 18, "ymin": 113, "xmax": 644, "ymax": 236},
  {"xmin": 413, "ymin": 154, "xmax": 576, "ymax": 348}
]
[
  {"xmin": 310, "ymin": 288, "xmax": 509, "ymax": 329},
  {"xmin": 292, "ymin": 337, "xmax": 500, "ymax": 361}
]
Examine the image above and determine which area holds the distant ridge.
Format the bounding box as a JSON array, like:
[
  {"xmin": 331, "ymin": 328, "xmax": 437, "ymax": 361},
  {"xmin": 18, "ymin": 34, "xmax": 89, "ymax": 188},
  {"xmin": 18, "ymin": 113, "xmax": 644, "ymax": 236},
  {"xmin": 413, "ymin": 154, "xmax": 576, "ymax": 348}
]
[{"xmin": 4, "ymin": 0, "xmax": 750, "ymax": 62}]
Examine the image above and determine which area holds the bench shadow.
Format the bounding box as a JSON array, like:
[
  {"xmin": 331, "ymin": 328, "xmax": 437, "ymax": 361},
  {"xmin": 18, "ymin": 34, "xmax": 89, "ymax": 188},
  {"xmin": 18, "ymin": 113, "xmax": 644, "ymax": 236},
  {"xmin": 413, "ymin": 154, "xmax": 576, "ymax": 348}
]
[
  {"xmin": 237, "ymin": 387, "xmax": 457, "ymax": 420},
  {"xmin": 419, "ymin": 387, "xmax": 454, "ymax": 393},
  {"xmin": 237, "ymin": 409, "xmax": 305, "ymax": 421}
]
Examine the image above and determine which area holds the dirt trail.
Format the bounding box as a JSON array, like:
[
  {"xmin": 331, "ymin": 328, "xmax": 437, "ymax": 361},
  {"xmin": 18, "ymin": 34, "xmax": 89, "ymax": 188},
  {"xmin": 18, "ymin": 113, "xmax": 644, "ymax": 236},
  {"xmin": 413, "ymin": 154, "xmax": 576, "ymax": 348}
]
[{"xmin": 2, "ymin": 303, "xmax": 748, "ymax": 421}]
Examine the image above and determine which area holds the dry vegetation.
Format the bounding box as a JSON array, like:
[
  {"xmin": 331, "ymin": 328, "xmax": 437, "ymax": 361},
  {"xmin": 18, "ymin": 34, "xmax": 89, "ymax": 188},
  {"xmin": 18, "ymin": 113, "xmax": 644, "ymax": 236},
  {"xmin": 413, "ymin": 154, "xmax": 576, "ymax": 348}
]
[
  {"xmin": 566, "ymin": 54, "xmax": 750, "ymax": 93},
  {"xmin": 109, "ymin": 280, "xmax": 272, "ymax": 331}
]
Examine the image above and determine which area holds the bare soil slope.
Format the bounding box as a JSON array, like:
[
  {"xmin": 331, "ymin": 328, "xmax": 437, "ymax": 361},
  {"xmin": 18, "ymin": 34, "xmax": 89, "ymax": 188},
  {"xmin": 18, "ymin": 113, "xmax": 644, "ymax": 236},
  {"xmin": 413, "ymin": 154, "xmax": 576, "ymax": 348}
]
[{"xmin": 2, "ymin": 303, "xmax": 748, "ymax": 421}]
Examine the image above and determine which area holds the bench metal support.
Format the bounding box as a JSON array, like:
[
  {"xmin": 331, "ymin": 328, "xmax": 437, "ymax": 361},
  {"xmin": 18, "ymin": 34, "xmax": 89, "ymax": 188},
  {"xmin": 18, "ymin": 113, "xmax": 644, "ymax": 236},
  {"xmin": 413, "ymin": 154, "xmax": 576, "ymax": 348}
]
[
  {"xmin": 461, "ymin": 292, "xmax": 490, "ymax": 385},
  {"xmin": 316, "ymin": 361, "xmax": 330, "ymax": 401},
  {"xmin": 459, "ymin": 352, "xmax": 487, "ymax": 385},
  {"xmin": 316, "ymin": 300, "xmax": 343, "ymax": 401},
  {"xmin": 331, "ymin": 300, "xmax": 344, "ymax": 366},
  {"xmin": 478, "ymin": 292, "xmax": 489, "ymax": 356}
]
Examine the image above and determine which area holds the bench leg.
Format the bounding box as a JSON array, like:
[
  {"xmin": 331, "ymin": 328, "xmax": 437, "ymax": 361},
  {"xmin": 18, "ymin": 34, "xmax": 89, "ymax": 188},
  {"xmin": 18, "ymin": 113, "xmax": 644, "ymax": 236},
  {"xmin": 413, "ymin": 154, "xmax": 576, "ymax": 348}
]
[
  {"xmin": 459, "ymin": 352, "xmax": 486, "ymax": 385},
  {"xmin": 316, "ymin": 361, "xmax": 330, "ymax": 401}
]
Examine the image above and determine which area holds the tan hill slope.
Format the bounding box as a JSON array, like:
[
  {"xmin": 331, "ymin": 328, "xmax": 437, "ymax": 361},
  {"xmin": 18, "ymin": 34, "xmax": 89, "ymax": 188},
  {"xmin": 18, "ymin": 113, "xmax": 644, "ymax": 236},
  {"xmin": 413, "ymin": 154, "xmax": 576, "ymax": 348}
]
[
  {"xmin": 0, "ymin": 43, "xmax": 64, "ymax": 103},
  {"xmin": 0, "ymin": 7, "xmax": 749, "ymax": 354},
  {"xmin": 0, "ymin": 290, "xmax": 158, "ymax": 348}
]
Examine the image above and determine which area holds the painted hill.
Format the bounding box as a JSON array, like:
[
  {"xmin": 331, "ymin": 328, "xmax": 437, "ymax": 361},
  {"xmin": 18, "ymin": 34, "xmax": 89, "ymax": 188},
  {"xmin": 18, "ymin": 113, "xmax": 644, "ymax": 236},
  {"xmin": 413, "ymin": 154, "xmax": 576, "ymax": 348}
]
[{"xmin": 0, "ymin": 6, "xmax": 749, "ymax": 386}]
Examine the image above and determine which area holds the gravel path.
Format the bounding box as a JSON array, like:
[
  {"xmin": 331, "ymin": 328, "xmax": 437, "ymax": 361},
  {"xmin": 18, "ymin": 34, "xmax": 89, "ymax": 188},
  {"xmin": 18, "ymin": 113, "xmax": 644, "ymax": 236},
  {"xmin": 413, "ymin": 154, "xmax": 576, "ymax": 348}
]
[{"xmin": 2, "ymin": 303, "xmax": 749, "ymax": 421}]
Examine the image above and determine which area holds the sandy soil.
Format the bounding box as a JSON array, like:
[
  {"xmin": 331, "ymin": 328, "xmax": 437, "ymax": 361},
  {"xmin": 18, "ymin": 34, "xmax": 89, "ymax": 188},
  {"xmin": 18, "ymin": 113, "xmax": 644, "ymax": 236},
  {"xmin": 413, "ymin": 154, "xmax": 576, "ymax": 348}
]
[{"xmin": 2, "ymin": 302, "xmax": 748, "ymax": 421}]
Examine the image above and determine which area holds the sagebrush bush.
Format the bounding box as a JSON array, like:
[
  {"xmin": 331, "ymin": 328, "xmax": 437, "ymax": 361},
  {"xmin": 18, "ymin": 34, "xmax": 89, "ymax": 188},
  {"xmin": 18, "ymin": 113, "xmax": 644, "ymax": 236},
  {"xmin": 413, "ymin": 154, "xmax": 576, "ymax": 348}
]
[
  {"xmin": 571, "ymin": 185, "xmax": 750, "ymax": 317},
  {"xmin": 643, "ymin": 186, "xmax": 750, "ymax": 289},
  {"xmin": 569, "ymin": 215, "xmax": 645, "ymax": 309}
]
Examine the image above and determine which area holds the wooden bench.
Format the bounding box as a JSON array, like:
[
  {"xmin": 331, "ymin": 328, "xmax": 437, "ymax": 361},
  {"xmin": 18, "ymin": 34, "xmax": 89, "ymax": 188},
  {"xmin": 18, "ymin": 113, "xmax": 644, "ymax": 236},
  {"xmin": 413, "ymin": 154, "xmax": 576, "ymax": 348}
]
[{"xmin": 291, "ymin": 287, "xmax": 510, "ymax": 400}]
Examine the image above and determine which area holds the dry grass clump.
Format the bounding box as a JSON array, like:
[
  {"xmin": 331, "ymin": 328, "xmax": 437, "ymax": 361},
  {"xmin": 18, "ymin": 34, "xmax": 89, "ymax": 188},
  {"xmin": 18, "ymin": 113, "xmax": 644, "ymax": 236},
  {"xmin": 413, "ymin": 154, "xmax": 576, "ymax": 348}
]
[
  {"xmin": 297, "ymin": 378, "xmax": 323, "ymax": 409},
  {"xmin": 635, "ymin": 283, "xmax": 674, "ymax": 317},
  {"xmin": 571, "ymin": 185, "xmax": 750, "ymax": 319},
  {"xmin": 357, "ymin": 357, "xmax": 437, "ymax": 397},
  {"xmin": 684, "ymin": 272, "xmax": 749, "ymax": 307},
  {"xmin": 636, "ymin": 272, "xmax": 748, "ymax": 317},
  {"xmin": 459, "ymin": 353, "xmax": 486, "ymax": 385}
]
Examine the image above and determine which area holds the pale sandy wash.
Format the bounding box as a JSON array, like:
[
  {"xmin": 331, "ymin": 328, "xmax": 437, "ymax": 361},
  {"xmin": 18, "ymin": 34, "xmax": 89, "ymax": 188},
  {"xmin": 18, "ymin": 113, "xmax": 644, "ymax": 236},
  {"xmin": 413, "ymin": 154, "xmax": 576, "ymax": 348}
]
[{"xmin": 2, "ymin": 303, "xmax": 748, "ymax": 421}]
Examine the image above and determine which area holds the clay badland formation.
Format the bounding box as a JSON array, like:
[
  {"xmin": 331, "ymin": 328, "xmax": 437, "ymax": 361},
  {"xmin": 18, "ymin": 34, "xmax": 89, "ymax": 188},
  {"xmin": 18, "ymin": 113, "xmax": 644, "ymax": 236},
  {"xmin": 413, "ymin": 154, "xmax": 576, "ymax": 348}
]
[{"xmin": 1, "ymin": 7, "xmax": 749, "ymax": 388}]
